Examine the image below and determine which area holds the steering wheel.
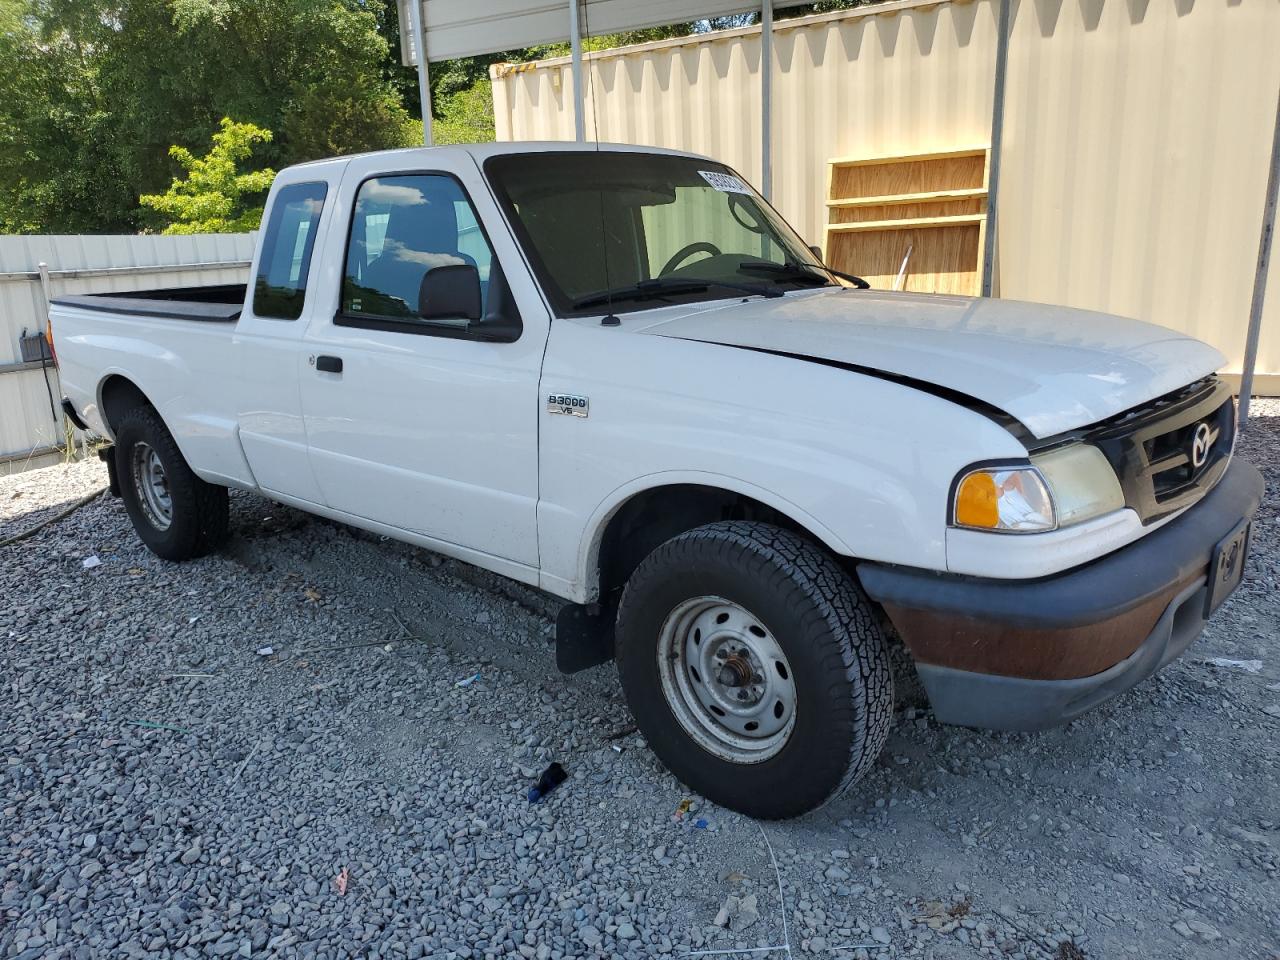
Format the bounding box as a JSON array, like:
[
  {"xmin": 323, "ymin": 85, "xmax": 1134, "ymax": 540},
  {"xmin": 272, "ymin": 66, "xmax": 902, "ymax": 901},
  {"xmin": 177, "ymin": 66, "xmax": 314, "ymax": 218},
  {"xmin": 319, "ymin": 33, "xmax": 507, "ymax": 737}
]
[{"xmin": 659, "ymin": 241, "xmax": 723, "ymax": 277}]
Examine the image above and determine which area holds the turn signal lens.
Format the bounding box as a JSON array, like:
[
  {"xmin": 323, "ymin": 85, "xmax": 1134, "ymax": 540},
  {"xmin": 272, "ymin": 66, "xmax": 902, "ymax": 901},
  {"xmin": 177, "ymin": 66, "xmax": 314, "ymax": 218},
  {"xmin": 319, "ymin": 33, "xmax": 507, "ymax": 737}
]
[
  {"xmin": 954, "ymin": 472, "xmax": 999, "ymax": 528},
  {"xmin": 953, "ymin": 466, "xmax": 1055, "ymax": 532}
]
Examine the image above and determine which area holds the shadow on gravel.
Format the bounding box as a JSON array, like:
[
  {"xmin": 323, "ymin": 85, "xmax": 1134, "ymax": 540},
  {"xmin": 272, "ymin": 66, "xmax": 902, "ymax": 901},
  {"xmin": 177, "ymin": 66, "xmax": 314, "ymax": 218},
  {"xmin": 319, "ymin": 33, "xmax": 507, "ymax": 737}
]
[{"xmin": 0, "ymin": 490, "xmax": 98, "ymax": 541}]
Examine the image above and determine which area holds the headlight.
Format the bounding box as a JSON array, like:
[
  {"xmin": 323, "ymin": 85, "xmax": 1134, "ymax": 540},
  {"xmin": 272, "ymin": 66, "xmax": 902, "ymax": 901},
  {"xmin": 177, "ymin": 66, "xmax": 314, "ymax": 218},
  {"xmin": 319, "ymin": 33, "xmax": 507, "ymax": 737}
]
[
  {"xmin": 1031, "ymin": 444, "xmax": 1125, "ymax": 526},
  {"xmin": 952, "ymin": 444, "xmax": 1125, "ymax": 533}
]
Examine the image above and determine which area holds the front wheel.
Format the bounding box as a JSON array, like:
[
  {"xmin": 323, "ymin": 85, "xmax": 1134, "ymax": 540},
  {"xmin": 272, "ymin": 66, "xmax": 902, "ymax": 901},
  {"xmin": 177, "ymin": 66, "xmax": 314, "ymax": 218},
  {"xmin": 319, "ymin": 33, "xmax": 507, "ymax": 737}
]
[
  {"xmin": 114, "ymin": 406, "xmax": 229, "ymax": 561},
  {"xmin": 616, "ymin": 521, "xmax": 893, "ymax": 819}
]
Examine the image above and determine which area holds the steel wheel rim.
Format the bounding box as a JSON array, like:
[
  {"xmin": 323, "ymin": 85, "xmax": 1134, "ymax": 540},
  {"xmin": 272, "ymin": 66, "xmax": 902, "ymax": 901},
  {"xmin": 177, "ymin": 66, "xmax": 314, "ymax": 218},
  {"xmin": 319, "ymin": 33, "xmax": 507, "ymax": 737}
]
[
  {"xmin": 131, "ymin": 442, "xmax": 173, "ymax": 531},
  {"xmin": 657, "ymin": 596, "xmax": 797, "ymax": 764}
]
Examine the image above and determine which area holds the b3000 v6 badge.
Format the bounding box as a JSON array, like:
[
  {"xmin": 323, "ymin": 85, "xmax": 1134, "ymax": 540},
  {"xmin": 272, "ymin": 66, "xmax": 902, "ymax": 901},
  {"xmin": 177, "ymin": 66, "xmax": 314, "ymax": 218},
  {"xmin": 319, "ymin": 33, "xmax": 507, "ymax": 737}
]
[{"xmin": 547, "ymin": 394, "xmax": 589, "ymax": 417}]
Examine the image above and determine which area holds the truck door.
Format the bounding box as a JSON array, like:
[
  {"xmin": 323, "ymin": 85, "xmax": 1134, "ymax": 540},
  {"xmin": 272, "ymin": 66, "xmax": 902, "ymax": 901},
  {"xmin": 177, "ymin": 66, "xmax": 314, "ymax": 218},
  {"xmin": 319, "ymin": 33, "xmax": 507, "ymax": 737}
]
[
  {"xmin": 233, "ymin": 176, "xmax": 333, "ymax": 505},
  {"xmin": 298, "ymin": 153, "xmax": 549, "ymax": 568}
]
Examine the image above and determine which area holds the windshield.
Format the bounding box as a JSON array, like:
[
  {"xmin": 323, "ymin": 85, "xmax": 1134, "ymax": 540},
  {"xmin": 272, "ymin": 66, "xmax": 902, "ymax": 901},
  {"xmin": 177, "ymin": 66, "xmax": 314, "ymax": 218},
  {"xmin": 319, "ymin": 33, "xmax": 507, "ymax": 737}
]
[{"xmin": 484, "ymin": 151, "xmax": 839, "ymax": 316}]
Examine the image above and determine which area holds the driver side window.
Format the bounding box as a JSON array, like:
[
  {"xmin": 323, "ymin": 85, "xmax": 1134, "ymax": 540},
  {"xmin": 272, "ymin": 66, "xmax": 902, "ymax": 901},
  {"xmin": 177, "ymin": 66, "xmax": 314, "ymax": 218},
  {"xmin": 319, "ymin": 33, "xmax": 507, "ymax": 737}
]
[{"xmin": 342, "ymin": 174, "xmax": 494, "ymax": 322}]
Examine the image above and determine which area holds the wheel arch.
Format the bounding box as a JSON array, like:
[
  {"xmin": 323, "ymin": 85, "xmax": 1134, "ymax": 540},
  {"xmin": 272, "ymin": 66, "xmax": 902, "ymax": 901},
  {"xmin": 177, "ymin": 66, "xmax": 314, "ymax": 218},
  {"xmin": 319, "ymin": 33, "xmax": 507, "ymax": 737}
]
[
  {"xmin": 98, "ymin": 374, "xmax": 156, "ymax": 438},
  {"xmin": 98, "ymin": 371, "xmax": 256, "ymax": 490},
  {"xmin": 581, "ymin": 473, "xmax": 855, "ymax": 606}
]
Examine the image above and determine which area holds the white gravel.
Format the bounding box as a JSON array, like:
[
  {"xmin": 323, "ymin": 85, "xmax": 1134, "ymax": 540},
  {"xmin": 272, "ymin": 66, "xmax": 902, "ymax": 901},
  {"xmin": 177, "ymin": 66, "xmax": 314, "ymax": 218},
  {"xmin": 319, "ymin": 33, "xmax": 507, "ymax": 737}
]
[{"xmin": 2, "ymin": 403, "xmax": 1278, "ymax": 960}]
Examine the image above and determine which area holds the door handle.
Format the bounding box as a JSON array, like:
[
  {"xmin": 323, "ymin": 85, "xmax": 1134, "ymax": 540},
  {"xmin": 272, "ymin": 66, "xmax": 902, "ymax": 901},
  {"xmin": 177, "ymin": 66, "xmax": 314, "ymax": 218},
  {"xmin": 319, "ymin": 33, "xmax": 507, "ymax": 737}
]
[{"xmin": 315, "ymin": 355, "xmax": 343, "ymax": 374}]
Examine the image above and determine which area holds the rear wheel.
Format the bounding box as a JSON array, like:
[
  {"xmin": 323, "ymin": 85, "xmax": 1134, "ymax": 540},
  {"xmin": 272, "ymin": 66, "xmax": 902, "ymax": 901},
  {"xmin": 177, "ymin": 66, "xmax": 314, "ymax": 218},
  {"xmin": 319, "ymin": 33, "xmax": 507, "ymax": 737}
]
[
  {"xmin": 114, "ymin": 406, "xmax": 228, "ymax": 560},
  {"xmin": 616, "ymin": 521, "xmax": 893, "ymax": 819}
]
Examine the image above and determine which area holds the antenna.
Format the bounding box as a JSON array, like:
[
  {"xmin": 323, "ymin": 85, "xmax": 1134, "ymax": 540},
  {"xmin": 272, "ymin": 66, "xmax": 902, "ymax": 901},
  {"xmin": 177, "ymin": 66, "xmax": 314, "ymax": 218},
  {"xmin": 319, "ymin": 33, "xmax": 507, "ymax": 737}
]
[
  {"xmin": 578, "ymin": 1, "xmax": 618, "ymax": 325},
  {"xmin": 580, "ymin": 1, "xmax": 601, "ymax": 144}
]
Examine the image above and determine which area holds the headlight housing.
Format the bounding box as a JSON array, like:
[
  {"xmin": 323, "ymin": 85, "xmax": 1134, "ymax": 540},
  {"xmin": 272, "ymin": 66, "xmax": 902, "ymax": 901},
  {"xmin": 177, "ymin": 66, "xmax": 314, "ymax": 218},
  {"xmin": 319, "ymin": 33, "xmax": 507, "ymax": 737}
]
[{"xmin": 952, "ymin": 444, "xmax": 1124, "ymax": 533}]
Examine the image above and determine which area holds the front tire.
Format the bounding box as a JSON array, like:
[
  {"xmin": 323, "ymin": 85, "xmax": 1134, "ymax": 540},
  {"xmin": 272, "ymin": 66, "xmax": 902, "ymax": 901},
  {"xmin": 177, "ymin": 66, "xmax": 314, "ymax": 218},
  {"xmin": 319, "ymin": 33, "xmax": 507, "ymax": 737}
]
[
  {"xmin": 114, "ymin": 406, "xmax": 229, "ymax": 561},
  {"xmin": 616, "ymin": 521, "xmax": 893, "ymax": 819}
]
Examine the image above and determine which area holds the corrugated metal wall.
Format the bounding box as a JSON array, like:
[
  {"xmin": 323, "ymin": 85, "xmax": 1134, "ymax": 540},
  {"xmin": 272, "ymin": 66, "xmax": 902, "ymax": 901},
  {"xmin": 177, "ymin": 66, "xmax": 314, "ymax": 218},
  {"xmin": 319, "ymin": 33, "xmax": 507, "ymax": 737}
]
[
  {"xmin": 998, "ymin": 0, "xmax": 1279, "ymax": 371},
  {"xmin": 0, "ymin": 234, "xmax": 254, "ymax": 471},
  {"xmin": 492, "ymin": 0, "xmax": 1280, "ymax": 388}
]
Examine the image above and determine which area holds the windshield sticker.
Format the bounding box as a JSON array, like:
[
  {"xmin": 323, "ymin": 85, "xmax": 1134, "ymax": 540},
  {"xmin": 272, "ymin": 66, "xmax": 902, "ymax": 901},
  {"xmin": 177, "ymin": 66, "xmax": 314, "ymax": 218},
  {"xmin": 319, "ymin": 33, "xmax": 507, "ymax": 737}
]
[{"xmin": 699, "ymin": 171, "xmax": 752, "ymax": 194}]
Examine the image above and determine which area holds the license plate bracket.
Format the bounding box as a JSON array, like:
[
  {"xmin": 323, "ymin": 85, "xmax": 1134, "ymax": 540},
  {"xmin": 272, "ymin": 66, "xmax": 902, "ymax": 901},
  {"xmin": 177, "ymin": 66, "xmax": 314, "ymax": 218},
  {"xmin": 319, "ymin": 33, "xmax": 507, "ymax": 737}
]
[{"xmin": 1205, "ymin": 520, "xmax": 1251, "ymax": 616}]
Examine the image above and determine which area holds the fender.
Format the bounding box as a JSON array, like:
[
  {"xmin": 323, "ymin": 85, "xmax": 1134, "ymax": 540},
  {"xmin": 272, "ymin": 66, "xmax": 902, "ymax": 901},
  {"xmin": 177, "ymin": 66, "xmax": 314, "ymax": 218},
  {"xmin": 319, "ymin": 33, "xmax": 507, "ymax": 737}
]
[{"xmin": 566, "ymin": 469, "xmax": 855, "ymax": 604}]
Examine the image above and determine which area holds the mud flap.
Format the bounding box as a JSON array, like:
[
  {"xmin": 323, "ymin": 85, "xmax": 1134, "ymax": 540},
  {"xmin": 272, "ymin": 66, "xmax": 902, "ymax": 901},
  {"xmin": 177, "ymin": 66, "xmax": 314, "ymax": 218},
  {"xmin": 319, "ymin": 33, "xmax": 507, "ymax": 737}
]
[
  {"xmin": 555, "ymin": 602, "xmax": 616, "ymax": 674},
  {"xmin": 98, "ymin": 445, "xmax": 121, "ymax": 497}
]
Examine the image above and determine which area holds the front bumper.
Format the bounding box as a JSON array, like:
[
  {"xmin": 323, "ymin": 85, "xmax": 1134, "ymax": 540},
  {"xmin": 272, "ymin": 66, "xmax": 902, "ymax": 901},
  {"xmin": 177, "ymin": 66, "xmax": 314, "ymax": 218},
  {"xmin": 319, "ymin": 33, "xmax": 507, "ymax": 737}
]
[{"xmin": 858, "ymin": 459, "xmax": 1264, "ymax": 731}]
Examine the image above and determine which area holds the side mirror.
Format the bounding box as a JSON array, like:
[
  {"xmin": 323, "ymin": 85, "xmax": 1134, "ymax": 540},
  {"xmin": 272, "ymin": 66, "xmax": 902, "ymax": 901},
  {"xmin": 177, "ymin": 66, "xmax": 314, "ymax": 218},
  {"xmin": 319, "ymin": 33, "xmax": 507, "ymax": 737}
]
[
  {"xmin": 808, "ymin": 244, "xmax": 824, "ymax": 262},
  {"xmin": 418, "ymin": 263, "xmax": 482, "ymax": 324}
]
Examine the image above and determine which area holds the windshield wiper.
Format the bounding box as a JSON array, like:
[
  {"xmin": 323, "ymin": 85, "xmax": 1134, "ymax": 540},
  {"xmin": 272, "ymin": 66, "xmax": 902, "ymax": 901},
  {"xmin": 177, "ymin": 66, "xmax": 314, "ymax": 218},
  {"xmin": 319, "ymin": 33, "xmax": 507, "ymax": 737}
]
[
  {"xmin": 571, "ymin": 277, "xmax": 781, "ymax": 311},
  {"xmin": 738, "ymin": 260, "xmax": 871, "ymax": 290}
]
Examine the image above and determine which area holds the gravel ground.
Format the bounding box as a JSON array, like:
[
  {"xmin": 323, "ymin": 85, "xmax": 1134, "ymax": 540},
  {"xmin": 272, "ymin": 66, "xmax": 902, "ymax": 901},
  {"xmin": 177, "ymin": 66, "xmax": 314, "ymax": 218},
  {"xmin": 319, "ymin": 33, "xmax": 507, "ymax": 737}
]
[{"xmin": 3, "ymin": 404, "xmax": 1278, "ymax": 960}]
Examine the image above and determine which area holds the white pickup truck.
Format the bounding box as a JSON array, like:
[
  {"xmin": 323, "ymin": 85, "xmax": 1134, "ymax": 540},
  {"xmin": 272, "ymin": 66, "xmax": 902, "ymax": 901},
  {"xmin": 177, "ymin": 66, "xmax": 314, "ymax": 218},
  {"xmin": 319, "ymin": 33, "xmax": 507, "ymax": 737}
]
[{"xmin": 52, "ymin": 143, "xmax": 1262, "ymax": 818}]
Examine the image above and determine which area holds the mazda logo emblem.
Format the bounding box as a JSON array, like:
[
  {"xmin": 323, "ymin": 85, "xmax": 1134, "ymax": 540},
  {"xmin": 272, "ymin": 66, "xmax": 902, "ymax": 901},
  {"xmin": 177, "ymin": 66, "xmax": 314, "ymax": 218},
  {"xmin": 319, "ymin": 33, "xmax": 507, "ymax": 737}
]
[{"xmin": 1190, "ymin": 422, "xmax": 1215, "ymax": 469}]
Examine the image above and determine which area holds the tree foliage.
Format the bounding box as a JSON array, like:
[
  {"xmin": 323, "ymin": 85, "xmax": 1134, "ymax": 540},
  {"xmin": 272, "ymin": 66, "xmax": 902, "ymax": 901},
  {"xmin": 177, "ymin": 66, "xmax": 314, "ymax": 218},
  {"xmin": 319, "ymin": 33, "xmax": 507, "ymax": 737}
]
[
  {"xmin": 139, "ymin": 118, "xmax": 275, "ymax": 234},
  {"xmin": 433, "ymin": 82, "xmax": 496, "ymax": 147},
  {"xmin": 0, "ymin": 0, "xmax": 417, "ymax": 233}
]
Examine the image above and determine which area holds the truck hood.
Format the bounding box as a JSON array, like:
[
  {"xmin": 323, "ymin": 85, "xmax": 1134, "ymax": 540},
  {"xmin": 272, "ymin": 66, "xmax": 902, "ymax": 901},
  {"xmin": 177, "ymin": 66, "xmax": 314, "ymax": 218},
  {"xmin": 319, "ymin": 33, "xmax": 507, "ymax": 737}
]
[{"xmin": 633, "ymin": 288, "xmax": 1225, "ymax": 438}]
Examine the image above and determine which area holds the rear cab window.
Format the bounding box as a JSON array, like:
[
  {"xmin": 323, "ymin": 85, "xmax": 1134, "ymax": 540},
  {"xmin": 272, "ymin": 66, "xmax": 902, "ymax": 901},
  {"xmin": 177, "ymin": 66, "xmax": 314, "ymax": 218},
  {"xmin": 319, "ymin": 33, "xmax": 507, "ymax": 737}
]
[{"xmin": 252, "ymin": 181, "xmax": 328, "ymax": 320}]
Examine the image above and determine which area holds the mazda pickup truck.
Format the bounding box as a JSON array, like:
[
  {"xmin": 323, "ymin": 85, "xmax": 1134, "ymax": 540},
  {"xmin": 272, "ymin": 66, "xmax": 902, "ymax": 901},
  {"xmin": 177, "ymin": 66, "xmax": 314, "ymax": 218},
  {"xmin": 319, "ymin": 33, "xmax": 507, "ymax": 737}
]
[{"xmin": 50, "ymin": 143, "xmax": 1262, "ymax": 818}]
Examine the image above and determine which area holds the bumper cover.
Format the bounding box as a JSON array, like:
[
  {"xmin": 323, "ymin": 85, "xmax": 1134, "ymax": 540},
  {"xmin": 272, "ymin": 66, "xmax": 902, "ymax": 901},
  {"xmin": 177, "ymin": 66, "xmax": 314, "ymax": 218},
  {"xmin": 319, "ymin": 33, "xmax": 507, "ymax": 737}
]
[{"xmin": 858, "ymin": 459, "xmax": 1264, "ymax": 731}]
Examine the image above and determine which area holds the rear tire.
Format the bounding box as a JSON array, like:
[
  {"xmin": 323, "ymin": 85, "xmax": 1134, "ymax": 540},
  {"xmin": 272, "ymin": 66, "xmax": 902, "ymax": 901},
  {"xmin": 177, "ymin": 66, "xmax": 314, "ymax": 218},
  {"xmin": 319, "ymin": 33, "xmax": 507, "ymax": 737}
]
[
  {"xmin": 114, "ymin": 406, "xmax": 228, "ymax": 561},
  {"xmin": 615, "ymin": 521, "xmax": 893, "ymax": 819}
]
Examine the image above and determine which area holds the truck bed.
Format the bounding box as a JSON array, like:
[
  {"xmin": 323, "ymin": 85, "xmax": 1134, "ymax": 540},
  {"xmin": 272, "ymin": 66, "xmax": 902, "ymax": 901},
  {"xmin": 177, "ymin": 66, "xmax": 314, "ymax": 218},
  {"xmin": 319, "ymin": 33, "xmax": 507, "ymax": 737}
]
[{"xmin": 52, "ymin": 284, "xmax": 246, "ymax": 322}]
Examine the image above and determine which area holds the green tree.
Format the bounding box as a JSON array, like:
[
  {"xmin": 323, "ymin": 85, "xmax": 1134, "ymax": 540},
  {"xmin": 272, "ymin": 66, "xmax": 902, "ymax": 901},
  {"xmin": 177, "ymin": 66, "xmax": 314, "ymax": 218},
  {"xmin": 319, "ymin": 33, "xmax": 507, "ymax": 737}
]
[
  {"xmin": 283, "ymin": 77, "xmax": 419, "ymax": 159},
  {"xmin": 139, "ymin": 118, "xmax": 275, "ymax": 234},
  {"xmin": 0, "ymin": 0, "xmax": 134, "ymax": 232},
  {"xmin": 433, "ymin": 81, "xmax": 496, "ymax": 146},
  {"xmin": 0, "ymin": 0, "xmax": 418, "ymax": 233}
]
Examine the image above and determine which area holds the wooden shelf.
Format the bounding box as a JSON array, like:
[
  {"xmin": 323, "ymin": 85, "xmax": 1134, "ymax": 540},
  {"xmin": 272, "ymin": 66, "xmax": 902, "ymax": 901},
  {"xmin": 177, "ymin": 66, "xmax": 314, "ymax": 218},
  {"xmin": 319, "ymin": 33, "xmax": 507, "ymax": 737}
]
[
  {"xmin": 827, "ymin": 146, "xmax": 990, "ymax": 168},
  {"xmin": 826, "ymin": 188, "xmax": 988, "ymax": 209},
  {"xmin": 826, "ymin": 214, "xmax": 986, "ymax": 234},
  {"xmin": 823, "ymin": 146, "xmax": 991, "ymax": 296}
]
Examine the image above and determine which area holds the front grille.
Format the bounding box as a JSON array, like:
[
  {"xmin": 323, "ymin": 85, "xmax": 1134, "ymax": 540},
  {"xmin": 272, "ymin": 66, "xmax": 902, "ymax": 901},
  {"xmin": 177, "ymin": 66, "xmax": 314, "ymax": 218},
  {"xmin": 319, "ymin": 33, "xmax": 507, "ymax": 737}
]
[{"xmin": 1086, "ymin": 377, "xmax": 1235, "ymax": 524}]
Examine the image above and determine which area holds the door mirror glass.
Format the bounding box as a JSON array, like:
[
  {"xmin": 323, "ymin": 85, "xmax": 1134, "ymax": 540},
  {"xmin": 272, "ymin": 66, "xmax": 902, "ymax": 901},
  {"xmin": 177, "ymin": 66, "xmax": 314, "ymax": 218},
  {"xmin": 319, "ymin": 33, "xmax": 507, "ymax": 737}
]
[{"xmin": 419, "ymin": 263, "xmax": 482, "ymax": 323}]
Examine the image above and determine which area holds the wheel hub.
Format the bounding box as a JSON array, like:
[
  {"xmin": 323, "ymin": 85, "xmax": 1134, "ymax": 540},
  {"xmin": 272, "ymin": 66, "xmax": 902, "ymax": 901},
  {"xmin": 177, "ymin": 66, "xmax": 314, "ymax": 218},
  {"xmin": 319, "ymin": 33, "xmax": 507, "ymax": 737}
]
[
  {"xmin": 656, "ymin": 597, "xmax": 797, "ymax": 764},
  {"xmin": 716, "ymin": 653, "xmax": 755, "ymax": 689},
  {"xmin": 130, "ymin": 441, "xmax": 173, "ymax": 531}
]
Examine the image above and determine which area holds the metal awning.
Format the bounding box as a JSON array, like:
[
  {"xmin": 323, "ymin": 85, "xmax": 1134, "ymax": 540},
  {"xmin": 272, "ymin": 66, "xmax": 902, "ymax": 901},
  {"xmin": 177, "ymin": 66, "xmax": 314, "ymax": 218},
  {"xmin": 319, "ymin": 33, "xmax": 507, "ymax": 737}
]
[
  {"xmin": 394, "ymin": 1, "xmax": 808, "ymax": 64},
  {"xmin": 394, "ymin": 0, "xmax": 814, "ymax": 199}
]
